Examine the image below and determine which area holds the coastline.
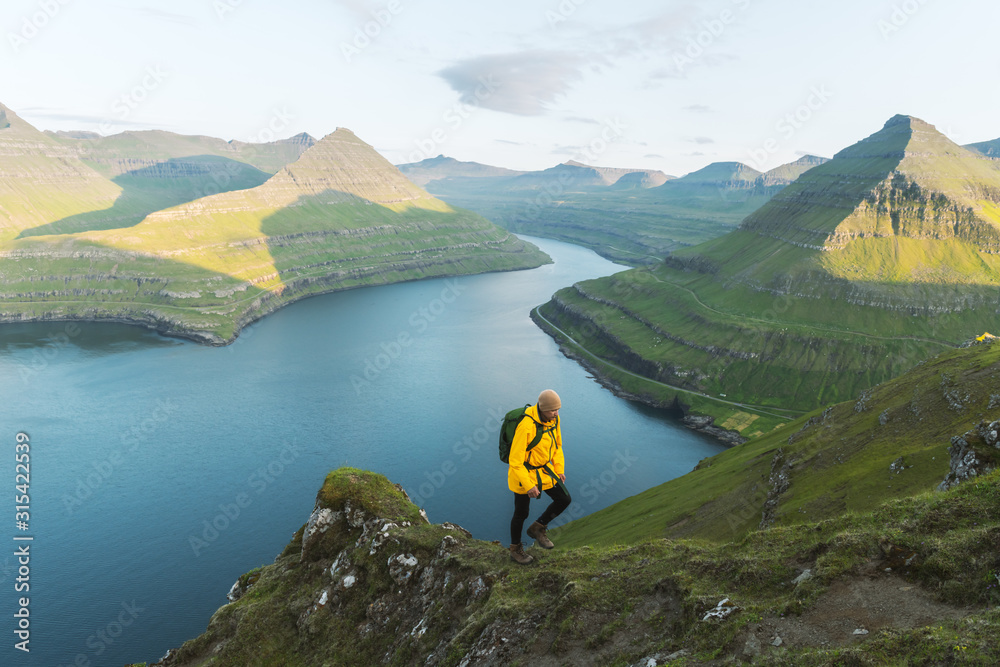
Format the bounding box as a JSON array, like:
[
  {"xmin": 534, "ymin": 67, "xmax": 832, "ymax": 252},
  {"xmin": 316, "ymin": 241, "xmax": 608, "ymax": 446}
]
[
  {"xmin": 0, "ymin": 255, "xmax": 553, "ymax": 347},
  {"xmin": 529, "ymin": 307, "xmax": 748, "ymax": 447}
]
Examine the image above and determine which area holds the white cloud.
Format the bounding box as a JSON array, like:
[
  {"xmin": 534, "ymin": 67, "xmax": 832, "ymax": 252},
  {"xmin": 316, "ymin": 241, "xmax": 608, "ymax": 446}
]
[{"xmin": 438, "ymin": 50, "xmax": 585, "ymax": 116}]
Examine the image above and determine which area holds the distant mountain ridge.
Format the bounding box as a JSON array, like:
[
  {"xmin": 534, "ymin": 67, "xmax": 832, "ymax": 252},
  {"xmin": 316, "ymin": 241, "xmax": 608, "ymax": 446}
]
[
  {"xmin": 398, "ymin": 155, "xmax": 671, "ymax": 190},
  {"xmin": 396, "ymin": 154, "xmax": 525, "ymax": 187},
  {"xmin": 397, "ymin": 154, "xmax": 823, "ymax": 265},
  {"xmin": 47, "ymin": 128, "xmax": 317, "ymax": 176}
]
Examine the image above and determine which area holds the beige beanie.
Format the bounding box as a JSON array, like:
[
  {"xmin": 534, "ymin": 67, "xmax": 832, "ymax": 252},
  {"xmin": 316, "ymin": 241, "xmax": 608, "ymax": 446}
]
[{"xmin": 537, "ymin": 389, "xmax": 562, "ymax": 411}]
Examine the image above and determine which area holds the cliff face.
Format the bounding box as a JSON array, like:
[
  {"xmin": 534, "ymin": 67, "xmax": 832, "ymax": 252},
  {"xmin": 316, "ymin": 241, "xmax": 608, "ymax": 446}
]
[{"xmin": 741, "ymin": 115, "xmax": 1000, "ymax": 258}]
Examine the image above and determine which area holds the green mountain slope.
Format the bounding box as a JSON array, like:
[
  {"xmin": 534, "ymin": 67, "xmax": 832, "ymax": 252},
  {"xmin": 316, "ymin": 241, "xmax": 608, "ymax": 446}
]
[
  {"xmin": 965, "ymin": 137, "xmax": 1000, "ymax": 158},
  {"xmin": 535, "ymin": 116, "xmax": 1000, "ymax": 437},
  {"xmin": 147, "ymin": 462, "xmax": 1000, "ymax": 666},
  {"xmin": 0, "ymin": 122, "xmax": 548, "ymax": 343},
  {"xmin": 23, "ymin": 127, "xmax": 315, "ymax": 237},
  {"xmin": 0, "ymin": 103, "xmax": 125, "ymax": 237},
  {"xmin": 759, "ymin": 154, "xmax": 829, "ymax": 185},
  {"xmin": 556, "ymin": 339, "xmax": 1000, "ymax": 548}
]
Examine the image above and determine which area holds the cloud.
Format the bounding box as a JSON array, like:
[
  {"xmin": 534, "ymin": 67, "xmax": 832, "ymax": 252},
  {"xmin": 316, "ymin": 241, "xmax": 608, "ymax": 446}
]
[
  {"xmin": 438, "ymin": 51, "xmax": 585, "ymax": 116},
  {"xmin": 496, "ymin": 139, "xmax": 526, "ymax": 146},
  {"xmin": 691, "ymin": 136, "xmax": 714, "ymax": 144},
  {"xmin": 598, "ymin": 5, "xmax": 702, "ymax": 59},
  {"xmin": 644, "ymin": 153, "xmax": 665, "ymax": 159},
  {"xmin": 564, "ymin": 116, "xmax": 600, "ymax": 125},
  {"xmin": 132, "ymin": 6, "xmax": 198, "ymax": 26},
  {"xmin": 683, "ymin": 104, "xmax": 712, "ymax": 113},
  {"xmin": 18, "ymin": 107, "xmax": 165, "ymax": 131},
  {"xmin": 551, "ymin": 144, "xmax": 584, "ymax": 155}
]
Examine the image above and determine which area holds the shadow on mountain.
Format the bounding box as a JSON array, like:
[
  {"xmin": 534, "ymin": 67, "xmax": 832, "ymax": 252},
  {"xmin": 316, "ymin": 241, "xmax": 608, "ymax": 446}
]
[
  {"xmin": 0, "ymin": 319, "xmax": 184, "ymax": 354},
  {"xmin": 691, "ymin": 151, "xmax": 908, "ymax": 277},
  {"xmin": 257, "ymin": 188, "xmax": 545, "ymax": 289},
  {"xmin": 17, "ymin": 156, "xmax": 270, "ymax": 239}
]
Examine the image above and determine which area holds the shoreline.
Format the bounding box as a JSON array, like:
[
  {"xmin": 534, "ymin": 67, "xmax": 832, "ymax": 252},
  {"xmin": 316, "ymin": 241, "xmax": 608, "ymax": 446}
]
[
  {"xmin": 0, "ymin": 257, "xmax": 554, "ymax": 348},
  {"xmin": 529, "ymin": 308, "xmax": 748, "ymax": 447}
]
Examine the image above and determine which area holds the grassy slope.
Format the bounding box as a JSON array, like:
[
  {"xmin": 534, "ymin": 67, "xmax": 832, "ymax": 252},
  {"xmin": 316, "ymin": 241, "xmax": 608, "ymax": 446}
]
[
  {"xmin": 556, "ymin": 340, "xmax": 1000, "ymax": 549},
  {"xmin": 152, "ymin": 465, "xmax": 1000, "ymax": 666},
  {"xmin": 21, "ymin": 129, "xmax": 315, "ymax": 237},
  {"xmin": 0, "ymin": 105, "xmax": 124, "ymax": 238},
  {"xmin": 0, "ymin": 116, "xmax": 548, "ymax": 342},
  {"xmin": 535, "ymin": 118, "xmax": 1000, "ymax": 434}
]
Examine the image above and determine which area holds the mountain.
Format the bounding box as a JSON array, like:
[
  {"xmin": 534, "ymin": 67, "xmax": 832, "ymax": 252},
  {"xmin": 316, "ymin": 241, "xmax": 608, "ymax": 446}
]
[
  {"xmin": 656, "ymin": 160, "xmax": 761, "ymax": 188},
  {"xmin": 759, "ymin": 154, "xmax": 829, "ymax": 185},
  {"xmin": 534, "ymin": 115, "xmax": 1000, "ymax": 439},
  {"xmin": 0, "ymin": 102, "xmax": 126, "ymax": 235},
  {"xmin": 408, "ymin": 157, "xmax": 802, "ymax": 266},
  {"xmin": 608, "ymin": 169, "xmax": 671, "ymax": 189},
  {"xmin": 965, "ymin": 137, "xmax": 1000, "ymax": 158},
  {"xmin": 148, "ymin": 413, "xmax": 1000, "ymax": 665},
  {"xmin": 24, "ymin": 128, "xmax": 315, "ymax": 236},
  {"xmin": 47, "ymin": 128, "xmax": 316, "ymax": 176},
  {"xmin": 523, "ymin": 160, "xmax": 670, "ymax": 189},
  {"xmin": 396, "ymin": 156, "xmax": 669, "ymax": 191},
  {"xmin": 0, "ymin": 110, "xmax": 548, "ymax": 343},
  {"xmin": 396, "ymin": 154, "xmax": 525, "ymax": 187}
]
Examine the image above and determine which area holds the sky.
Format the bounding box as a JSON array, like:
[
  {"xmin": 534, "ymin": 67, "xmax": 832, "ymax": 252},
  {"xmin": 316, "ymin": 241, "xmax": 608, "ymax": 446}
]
[{"xmin": 3, "ymin": 0, "xmax": 999, "ymax": 176}]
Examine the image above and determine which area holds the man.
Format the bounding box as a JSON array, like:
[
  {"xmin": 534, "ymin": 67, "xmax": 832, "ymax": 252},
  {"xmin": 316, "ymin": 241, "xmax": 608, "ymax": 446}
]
[{"xmin": 508, "ymin": 389, "xmax": 572, "ymax": 564}]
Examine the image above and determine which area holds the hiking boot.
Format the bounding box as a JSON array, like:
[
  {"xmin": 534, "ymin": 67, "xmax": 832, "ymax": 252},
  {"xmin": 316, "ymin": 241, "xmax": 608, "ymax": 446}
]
[
  {"xmin": 527, "ymin": 521, "xmax": 554, "ymax": 549},
  {"xmin": 509, "ymin": 542, "xmax": 533, "ymax": 565}
]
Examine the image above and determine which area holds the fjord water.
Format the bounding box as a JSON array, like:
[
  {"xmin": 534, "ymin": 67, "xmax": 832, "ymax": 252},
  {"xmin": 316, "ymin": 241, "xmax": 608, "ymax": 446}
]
[{"xmin": 0, "ymin": 236, "xmax": 724, "ymax": 666}]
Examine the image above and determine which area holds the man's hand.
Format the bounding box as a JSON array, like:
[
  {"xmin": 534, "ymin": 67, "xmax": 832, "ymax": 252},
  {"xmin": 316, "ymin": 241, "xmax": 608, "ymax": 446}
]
[
  {"xmin": 527, "ymin": 485, "xmax": 541, "ymax": 498},
  {"xmin": 558, "ymin": 474, "xmax": 566, "ymax": 483}
]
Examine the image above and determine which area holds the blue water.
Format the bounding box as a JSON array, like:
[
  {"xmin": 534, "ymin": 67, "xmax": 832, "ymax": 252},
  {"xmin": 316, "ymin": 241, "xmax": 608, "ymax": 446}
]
[{"xmin": 0, "ymin": 236, "xmax": 724, "ymax": 666}]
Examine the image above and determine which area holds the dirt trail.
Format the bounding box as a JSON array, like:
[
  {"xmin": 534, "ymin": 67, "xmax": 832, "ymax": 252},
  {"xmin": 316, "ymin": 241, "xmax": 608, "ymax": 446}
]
[{"xmin": 732, "ymin": 574, "xmax": 977, "ymax": 660}]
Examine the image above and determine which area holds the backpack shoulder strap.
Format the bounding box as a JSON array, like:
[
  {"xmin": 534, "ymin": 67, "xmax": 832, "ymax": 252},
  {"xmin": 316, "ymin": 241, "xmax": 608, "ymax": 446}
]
[{"xmin": 524, "ymin": 412, "xmax": 556, "ymax": 452}]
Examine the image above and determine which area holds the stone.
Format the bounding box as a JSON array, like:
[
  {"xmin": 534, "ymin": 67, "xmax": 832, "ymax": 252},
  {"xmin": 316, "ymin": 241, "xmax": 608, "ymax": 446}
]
[
  {"xmin": 792, "ymin": 569, "xmax": 813, "ymax": 585},
  {"xmin": 938, "ymin": 434, "xmax": 991, "ymax": 491},
  {"xmin": 702, "ymin": 598, "xmax": 738, "ymax": 621}
]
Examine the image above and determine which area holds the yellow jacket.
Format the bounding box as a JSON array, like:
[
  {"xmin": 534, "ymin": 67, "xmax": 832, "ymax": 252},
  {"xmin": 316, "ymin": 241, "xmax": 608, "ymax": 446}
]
[{"xmin": 507, "ymin": 404, "xmax": 564, "ymax": 494}]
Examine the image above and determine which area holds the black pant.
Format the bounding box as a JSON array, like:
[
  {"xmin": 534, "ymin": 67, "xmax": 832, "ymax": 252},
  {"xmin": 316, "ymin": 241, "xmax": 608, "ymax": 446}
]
[{"xmin": 511, "ymin": 484, "xmax": 572, "ymax": 545}]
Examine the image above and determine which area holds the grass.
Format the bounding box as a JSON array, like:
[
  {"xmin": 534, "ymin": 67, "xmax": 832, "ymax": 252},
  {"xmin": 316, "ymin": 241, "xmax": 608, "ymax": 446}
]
[
  {"xmin": 154, "ymin": 463, "xmax": 1000, "ymax": 666},
  {"xmin": 0, "ymin": 125, "xmax": 550, "ymax": 343},
  {"xmin": 527, "ymin": 117, "xmax": 1000, "ymax": 429},
  {"xmin": 555, "ymin": 340, "xmax": 1000, "ymax": 549}
]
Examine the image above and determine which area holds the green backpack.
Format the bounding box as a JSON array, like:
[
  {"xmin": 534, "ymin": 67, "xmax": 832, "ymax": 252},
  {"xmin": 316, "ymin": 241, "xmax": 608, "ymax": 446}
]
[{"xmin": 498, "ymin": 404, "xmax": 552, "ymax": 464}]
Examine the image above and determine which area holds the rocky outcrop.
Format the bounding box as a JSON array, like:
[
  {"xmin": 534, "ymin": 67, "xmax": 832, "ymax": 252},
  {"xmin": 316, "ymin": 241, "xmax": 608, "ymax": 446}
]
[
  {"xmin": 760, "ymin": 449, "xmax": 792, "ymax": 529},
  {"xmin": 153, "ymin": 470, "xmax": 507, "ymax": 667},
  {"xmin": 937, "ymin": 419, "xmax": 1000, "ymax": 491}
]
